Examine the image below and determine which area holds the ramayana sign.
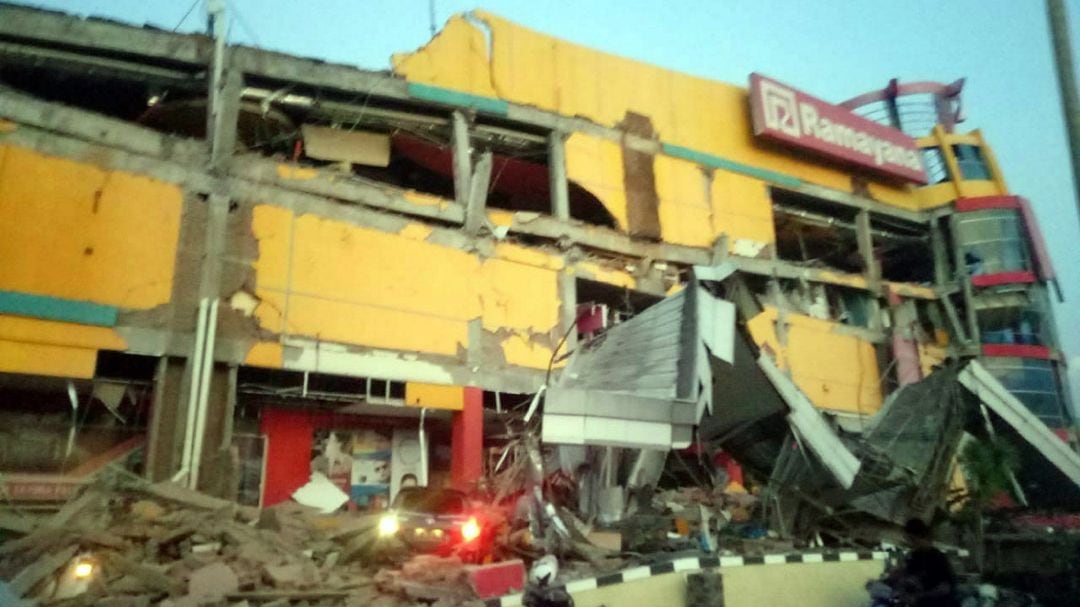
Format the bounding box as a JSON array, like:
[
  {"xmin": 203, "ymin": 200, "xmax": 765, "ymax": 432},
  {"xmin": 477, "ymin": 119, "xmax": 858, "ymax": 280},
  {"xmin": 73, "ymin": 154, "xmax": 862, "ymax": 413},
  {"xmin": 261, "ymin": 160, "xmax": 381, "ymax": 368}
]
[{"xmin": 749, "ymin": 73, "xmax": 927, "ymax": 183}]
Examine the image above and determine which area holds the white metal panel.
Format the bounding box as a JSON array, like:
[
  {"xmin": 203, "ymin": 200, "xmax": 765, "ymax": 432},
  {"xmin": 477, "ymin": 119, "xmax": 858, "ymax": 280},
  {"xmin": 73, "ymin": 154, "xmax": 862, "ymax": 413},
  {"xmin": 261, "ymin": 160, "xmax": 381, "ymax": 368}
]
[
  {"xmin": 958, "ymin": 361, "xmax": 1080, "ymax": 488},
  {"xmin": 758, "ymin": 355, "xmax": 862, "ymax": 488}
]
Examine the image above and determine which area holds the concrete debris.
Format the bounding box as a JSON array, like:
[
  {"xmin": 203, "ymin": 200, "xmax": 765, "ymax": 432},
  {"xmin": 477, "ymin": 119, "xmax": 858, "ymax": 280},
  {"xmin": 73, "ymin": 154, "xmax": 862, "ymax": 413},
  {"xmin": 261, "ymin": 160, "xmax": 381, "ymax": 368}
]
[
  {"xmin": 291, "ymin": 472, "xmax": 350, "ymax": 514},
  {"xmin": 0, "ymin": 477, "xmax": 529, "ymax": 606},
  {"xmin": 0, "ymin": 477, "xmax": 397, "ymax": 604}
]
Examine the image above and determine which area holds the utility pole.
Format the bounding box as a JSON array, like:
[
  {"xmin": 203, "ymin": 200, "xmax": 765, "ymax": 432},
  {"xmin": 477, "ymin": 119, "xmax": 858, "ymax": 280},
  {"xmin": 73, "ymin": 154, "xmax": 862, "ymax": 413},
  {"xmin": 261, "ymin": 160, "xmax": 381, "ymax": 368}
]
[{"xmin": 1047, "ymin": 0, "xmax": 1080, "ymax": 228}]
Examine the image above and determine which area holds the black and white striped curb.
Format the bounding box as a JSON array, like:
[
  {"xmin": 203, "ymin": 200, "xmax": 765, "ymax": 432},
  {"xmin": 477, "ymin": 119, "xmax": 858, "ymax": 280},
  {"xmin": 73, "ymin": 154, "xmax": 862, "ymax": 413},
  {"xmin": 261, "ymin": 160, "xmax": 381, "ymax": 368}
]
[{"xmin": 483, "ymin": 550, "xmax": 894, "ymax": 607}]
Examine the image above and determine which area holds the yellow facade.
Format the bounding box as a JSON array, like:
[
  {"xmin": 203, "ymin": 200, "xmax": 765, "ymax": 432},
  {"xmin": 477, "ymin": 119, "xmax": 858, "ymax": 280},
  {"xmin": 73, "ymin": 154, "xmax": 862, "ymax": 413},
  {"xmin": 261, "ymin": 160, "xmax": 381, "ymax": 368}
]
[
  {"xmin": 393, "ymin": 11, "xmax": 922, "ymax": 216},
  {"xmin": 747, "ymin": 307, "xmax": 883, "ymax": 414},
  {"xmin": 0, "ymin": 145, "xmax": 180, "ymax": 377}
]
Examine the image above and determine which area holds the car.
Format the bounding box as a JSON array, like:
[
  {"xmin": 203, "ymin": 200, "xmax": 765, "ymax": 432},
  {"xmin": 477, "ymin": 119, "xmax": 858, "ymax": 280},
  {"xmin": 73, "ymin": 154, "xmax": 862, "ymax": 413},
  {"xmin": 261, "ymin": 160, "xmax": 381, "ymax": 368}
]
[{"xmin": 377, "ymin": 487, "xmax": 490, "ymax": 559}]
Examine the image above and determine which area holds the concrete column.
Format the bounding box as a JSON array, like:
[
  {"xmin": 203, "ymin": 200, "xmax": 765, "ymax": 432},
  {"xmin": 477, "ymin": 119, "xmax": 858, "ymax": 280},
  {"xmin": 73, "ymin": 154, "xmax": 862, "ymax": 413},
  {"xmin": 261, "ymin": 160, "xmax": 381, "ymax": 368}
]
[
  {"xmin": 855, "ymin": 210, "xmax": 880, "ymax": 285},
  {"xmin": 464, "ymin": 151, "xmax": 492, "ymax": 235},
  {"xmin": 929, "ymin": 219, "xmax": 950, "ymax": 286},
  {"xmin": 145, "ymin": 356, "xmax": 187, "ymax": 482},
  {"xmin": 451, "ymin": 110, "xmax": 472, "ymax": 208},
  {"xmin": 195, "ymin": 364, "xmax": 238, "ymax": 498},
  {"xmin": 451, "ymin": 386, "xmax": 484, "ymax": 490},
  {"xmin": 548, "ymin": 131, "xmax": 570, "ymax": 221}
]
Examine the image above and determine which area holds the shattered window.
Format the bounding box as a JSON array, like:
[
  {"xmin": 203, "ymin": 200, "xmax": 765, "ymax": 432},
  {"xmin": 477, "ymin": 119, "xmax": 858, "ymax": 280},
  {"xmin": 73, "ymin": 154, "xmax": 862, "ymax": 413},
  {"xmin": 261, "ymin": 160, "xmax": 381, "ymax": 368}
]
[{"xmin": 954, "ymin": 210, "xmax": 1031, "ymax": 275}]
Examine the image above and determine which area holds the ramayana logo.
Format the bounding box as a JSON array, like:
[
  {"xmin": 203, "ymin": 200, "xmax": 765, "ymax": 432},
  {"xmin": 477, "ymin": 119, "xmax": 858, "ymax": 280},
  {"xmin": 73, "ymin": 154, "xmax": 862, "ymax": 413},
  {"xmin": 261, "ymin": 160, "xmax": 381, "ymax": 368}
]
[{"xmin": 761, "ymin": 80, "xmax": 923, "ymax": 173}]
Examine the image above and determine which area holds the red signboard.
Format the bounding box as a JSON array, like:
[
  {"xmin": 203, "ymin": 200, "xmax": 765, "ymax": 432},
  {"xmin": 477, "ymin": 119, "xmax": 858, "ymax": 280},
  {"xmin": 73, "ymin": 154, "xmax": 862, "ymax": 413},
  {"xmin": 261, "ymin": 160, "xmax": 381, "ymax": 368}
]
[{"xmin": 749, "ymin": 73, "xmax": 928, "ymax": 183}]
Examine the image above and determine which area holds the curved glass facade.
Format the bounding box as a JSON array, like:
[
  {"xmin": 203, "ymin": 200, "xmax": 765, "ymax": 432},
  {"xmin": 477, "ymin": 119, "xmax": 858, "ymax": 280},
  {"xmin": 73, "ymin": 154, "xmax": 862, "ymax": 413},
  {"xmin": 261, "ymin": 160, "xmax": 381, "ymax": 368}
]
[
  {"xmin": 954, "ymin": 209, "xmax": 1032, "ymax": 275},
  {"xmin": 981, "ymin": 357, "xmax": 1071, "ymax": 428}
]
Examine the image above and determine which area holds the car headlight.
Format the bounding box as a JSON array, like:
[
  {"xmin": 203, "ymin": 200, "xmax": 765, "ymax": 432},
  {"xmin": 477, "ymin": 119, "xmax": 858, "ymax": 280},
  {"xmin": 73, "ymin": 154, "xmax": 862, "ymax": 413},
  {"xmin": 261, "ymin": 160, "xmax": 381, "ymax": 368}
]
[
  {"xmin": 461, "ymin": 517, "xmax": 481, "ymax": 542},
  {"xmin": 378, "ymin": 513, "xmax": 400, "ymax": 537}
]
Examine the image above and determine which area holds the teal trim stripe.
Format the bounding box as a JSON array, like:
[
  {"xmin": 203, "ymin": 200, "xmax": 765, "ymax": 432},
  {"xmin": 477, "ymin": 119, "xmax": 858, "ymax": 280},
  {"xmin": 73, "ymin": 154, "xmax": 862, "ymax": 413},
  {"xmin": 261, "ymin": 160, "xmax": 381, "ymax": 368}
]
[
  {"xmin": 407, "ymin": 83, "xmax": 509, "ymax": 116},
  {"xmin": 661, "ymin": 143, "xmax": 803, "ymax": 189},
  {"xmin": 0, "ymin": 290, "xmax": 118, "ymax": 326}
]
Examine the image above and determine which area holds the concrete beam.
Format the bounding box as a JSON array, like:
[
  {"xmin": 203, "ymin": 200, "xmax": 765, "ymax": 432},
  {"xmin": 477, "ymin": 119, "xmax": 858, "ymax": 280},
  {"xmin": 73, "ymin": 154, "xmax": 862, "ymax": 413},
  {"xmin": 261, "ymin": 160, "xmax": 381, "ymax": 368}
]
[
  {"xmin": 230, "ymin": 156, "xmax": 464, "ymax": 224},
  {"xmin": 231, "ymin": 46, "xmax": 410, "ymax": 101},
  {"xmin": 778, "ymin": 182, "xmax": 927, "ymax": 223},
  {"xmin": 0, "ymin": 40, "xmax": 199, "ymax": 85},
  {"xmin": 0, "ymin": 4, "xmax": 209, "ymax": 65},
  {"xmin": 0, "ymin": 85, "xmax": 207, "ymax": 162}
]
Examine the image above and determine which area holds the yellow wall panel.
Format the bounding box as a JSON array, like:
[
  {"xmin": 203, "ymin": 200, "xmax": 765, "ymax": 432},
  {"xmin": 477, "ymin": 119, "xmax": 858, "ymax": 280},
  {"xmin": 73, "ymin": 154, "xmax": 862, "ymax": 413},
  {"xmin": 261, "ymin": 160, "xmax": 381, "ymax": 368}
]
[
  {"xmin": 564, "ymin": 133, "xmax": 628, "ymax": 230},
  {"xmin": 0, "ymin": 339, "xmax": 96, "ymax": 378},
  {"xmin": 746, "ymin": 307, "xmax": 883, "ymax": 414},
  {"xmin": 500, "ymin": 332, "xmax": 555, "ymax": 369},
  {"xmin": 0, "ymin": 315, "xmax": 125, "ymax": 351},
  {"xmin": 392, "ymin": 17, "xmax": 497, "ymax": 97},
  {"xmin": 479, "ymin": 259, "xmax": 559, "ymax": 333},
  {"xmin": 287, "ymin": 214, "xmax": 481, "ymax": 323},
  {"xmin": 250, "ymin": 204, "xmax": 293, "ymax": 293},
  {"xmin": 244, "ymin": 341, "xmax": 284, "ymax": 368},
  {"xmin": 405, "ymin": 382, "xmax": 464, "ymax": 410},
  {"xmin": 574, "ymin": 262, "xmax": 636, "ymax": 289},
  {"xmin": 656, "ymin": 156, "xmax": 713, "ymax": 247},
  {"xmin": 493, "ymin": 242, "xmax": 565, "ymax": 271},
  {"xmin": 251, "ymin": 205, "xmax": 562, "ymax": 361},
  {"xmin": 0, "ymin": 145, "xmax": 181, "ymax": 309}
]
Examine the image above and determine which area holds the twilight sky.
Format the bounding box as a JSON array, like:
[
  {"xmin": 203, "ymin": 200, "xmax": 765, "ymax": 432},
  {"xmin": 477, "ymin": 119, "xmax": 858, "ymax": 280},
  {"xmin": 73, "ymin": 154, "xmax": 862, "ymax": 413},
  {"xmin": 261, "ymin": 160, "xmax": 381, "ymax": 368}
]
[{"xmin": 11, "ymin": 0, "xmax": 1080, "ymax": 410}]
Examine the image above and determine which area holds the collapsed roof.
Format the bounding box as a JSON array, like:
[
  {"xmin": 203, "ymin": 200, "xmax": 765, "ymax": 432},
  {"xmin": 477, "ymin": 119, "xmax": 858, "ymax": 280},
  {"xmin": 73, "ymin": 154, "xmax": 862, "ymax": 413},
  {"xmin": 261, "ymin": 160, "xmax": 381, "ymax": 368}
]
[{"xmin": 542, "ymin": 266, "xmax": 1080, "ymax": 533}]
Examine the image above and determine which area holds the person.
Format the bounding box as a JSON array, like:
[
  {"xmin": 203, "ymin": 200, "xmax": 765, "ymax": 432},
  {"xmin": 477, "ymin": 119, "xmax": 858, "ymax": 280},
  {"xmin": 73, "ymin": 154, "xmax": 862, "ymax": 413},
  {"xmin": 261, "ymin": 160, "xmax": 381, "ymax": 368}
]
[{"xmin": 883, "ymin": 518, "xmax": 960, "ymax": 607}]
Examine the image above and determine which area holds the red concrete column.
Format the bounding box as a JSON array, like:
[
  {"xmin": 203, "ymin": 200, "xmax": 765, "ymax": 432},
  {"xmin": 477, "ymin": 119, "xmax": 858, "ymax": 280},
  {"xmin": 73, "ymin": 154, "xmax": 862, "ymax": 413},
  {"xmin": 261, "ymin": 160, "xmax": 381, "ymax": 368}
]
[{"xmin": 451, "ymin": 387, "xmax": 484, "ymax": 490}]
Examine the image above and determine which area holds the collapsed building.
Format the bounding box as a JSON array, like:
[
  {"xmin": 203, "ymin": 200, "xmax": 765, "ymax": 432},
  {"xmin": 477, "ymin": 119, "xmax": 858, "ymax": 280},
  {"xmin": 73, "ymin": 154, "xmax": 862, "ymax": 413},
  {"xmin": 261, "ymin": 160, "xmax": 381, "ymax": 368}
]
[{"xmin": 0, "ymin": 2, "xmax": 1077, "ymax": 542}]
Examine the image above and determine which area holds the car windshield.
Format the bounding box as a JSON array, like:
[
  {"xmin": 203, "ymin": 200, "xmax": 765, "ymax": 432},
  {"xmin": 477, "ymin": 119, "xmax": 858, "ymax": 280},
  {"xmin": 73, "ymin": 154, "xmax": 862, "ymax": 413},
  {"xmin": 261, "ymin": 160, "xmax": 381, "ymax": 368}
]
[{"xmin": 394, "ymin": 488, "xmax": 466, "ymax": 514}]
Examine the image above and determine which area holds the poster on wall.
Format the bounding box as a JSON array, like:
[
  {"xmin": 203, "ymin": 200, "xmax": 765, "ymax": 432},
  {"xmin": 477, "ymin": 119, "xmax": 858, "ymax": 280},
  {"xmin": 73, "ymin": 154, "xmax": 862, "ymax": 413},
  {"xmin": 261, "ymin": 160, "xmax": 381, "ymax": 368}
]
[
  {"xmin": 311, "ymin": 430, "xmax": 353, "ymax": 497},
  {"xmin": 350, "ymin": 429, "xmax": 392, "ymax": 508}
]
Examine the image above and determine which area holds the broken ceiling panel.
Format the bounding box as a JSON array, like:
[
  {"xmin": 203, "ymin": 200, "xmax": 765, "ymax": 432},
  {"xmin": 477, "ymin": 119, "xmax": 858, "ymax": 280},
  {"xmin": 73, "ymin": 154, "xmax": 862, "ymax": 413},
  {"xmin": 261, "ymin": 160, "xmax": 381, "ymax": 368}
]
[{"xmin": 301, "ymin": 125, "xmax": 390, "ymax": 167}]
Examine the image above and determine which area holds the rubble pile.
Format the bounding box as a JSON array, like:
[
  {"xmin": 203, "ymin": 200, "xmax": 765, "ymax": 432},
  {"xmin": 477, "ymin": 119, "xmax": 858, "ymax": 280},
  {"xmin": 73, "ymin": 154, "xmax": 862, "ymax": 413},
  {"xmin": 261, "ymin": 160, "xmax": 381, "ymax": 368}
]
[
  {"xmin": 373, "ymin": 556, "xmax": 481, "ymax": 606},
  {"xmin": 0, "ymin": 477, "xmax": 484, "ymax": 606}
]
